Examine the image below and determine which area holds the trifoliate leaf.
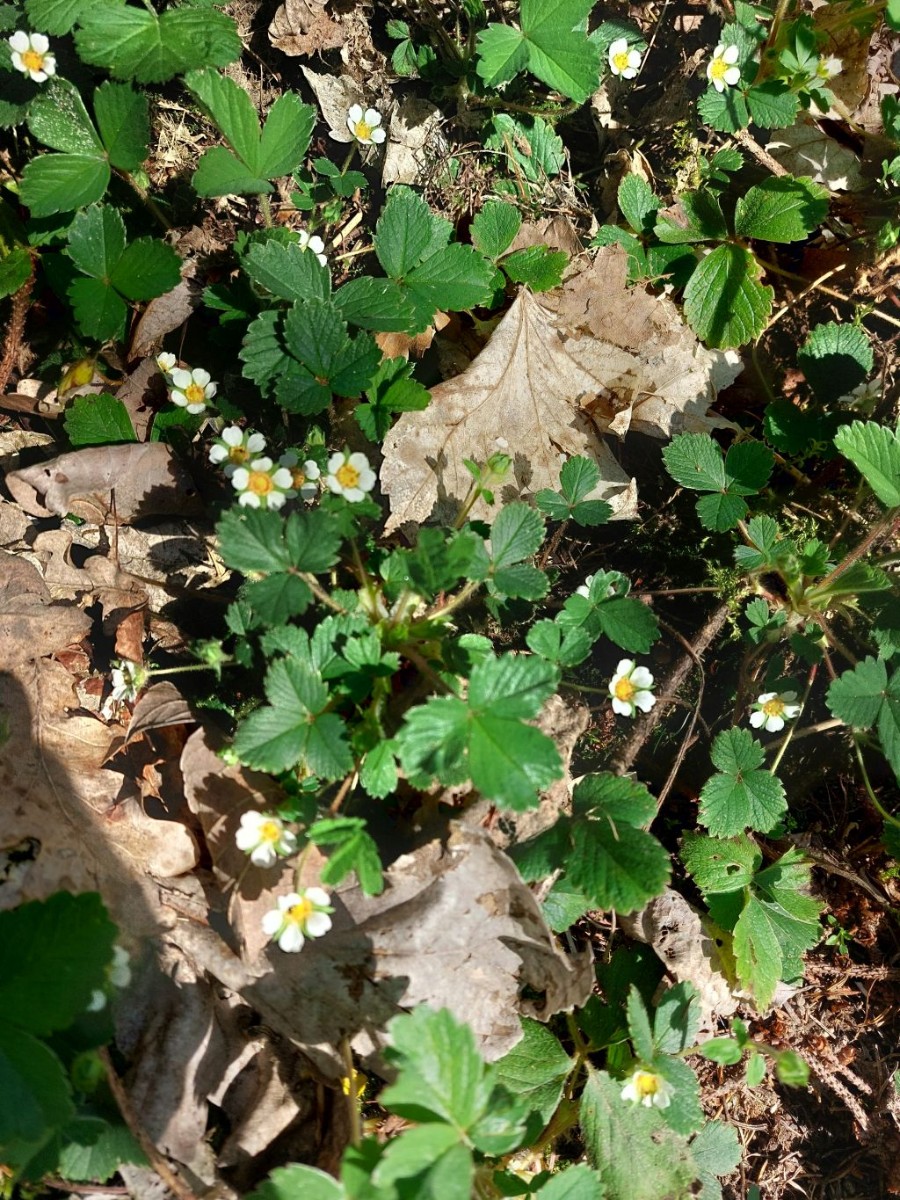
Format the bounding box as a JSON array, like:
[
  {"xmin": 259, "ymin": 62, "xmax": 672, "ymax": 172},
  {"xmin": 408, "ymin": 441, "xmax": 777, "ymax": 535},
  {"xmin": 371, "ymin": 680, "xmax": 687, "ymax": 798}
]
[
  {"xmin": 471, "ymin": 200, "xmax": 522, "ymax": 261},
  {"xmin": 476, "ymin": 0, "xmax": 601, "ymax": 102},
  {"xmin": 654, "ymin": 190, "xmax": 728, "ymax": 244},
  {"xmin": 734, "ymin": 176, "xmax": 828, "ymax": 243},
  {"xmin": 93, "ymin": 81, "xmax": 149, "ymax": 171},
  {"xmin": 484, "ymin": 113, "xmax": 565, "ymax": 182},
  {"xmin": 75, "ymin": 4, "xmax": 241, "ymax": 83},
  {"xmin": 243, "ymin": 238, "xmax": 331, "ymax": 303},
  {"xmin": 695, "ymin": 492, "xmax": 750, "ymax": 532},
  {"xmin": 798, "ymin": 321, "xmax": 872, "ymax": 402},
  {"xmin": 699, "ymin": 728, "xmax": 787, "ymax": 836},
  {"xmin": 526, "ymin": 619, "xmax": 593, "ymax": 667},
  {"xmin": 356, "ymin": 354, "xmax": 430, "ymax": 441},
  {"xmin": 217, "ymin": 506, "xmax": 340, "ymax": 575},
  {"xmin": 63, "ymin": 394, "xmax": 137, "ymax": 446},
  {"xmin": 682, "ymin": 243, "xmax": 773, "ymax": 348},
  {"xmin": 828, "ymin": 657, "xmax": 900, "ymax": 781},
  {"xmin": 833, "ymin": 420, "xmax": 900, "ymax": 508},
  {"xmin": 308, "ymin": 816, "xmax": 384, "ymax": 895}
]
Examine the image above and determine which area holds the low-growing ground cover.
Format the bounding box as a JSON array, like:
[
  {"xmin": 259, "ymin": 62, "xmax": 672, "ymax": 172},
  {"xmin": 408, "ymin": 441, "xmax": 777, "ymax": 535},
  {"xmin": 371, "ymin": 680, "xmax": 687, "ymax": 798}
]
[{"xmin": 1, "ymin": 1, "xmax": 900, "ymax": 1197}]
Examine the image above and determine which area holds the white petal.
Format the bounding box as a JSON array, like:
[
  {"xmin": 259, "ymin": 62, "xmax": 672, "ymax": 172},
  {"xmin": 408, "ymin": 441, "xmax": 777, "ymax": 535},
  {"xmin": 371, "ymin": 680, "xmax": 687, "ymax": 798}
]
[
  {"xmin": 278, "ymin": 924, "xmax": 305, "ymax": 953},
  {"xmin": 251, "ymin": 456, "xmax": 273, "ymax": 471},
  {"xmin": 306, "ymin": 887, "xmax": 331, "ymax": 907},
  {"xmin": 231, "ymin": 467, "xmax": 250, "ymax": 490},
  {"xmin": 280, "ymin": 892, "xmax": 302, "ymax": 910},
  {"xmin": 268, "ymin": 492, "xmax": 288, "ymax": 510},
  {"xmin": 191, "ymin": 367, "xmax": 211, "ymax": 386},
  {"xmin": 250, "ymin": 843, "xmax": 278, "ymax": 868},
  {"xmin": 627, "ymin": 50, "xmax": 641, "ymax": 68},
  {"xmin": 170, "ymin": 391, "xmax": 188, "ymax": 407},
  {"xmin": 764, "ymin": 715, "xmax": 785, "ymax": 733},
  {"xmin": 261, "ymin": 909, "xmax": 283, "ymax": 935},
  {"xmin": 653, "ymin": 1090, "xmax": 671, "ymax": 1110},
  {"xmin": 622, "ymin": 66, "xmax": 638, "ymax": 79},
  {"xmin": 749, "ymin": 711, "xmax": 765, "ymax": 728},
  {"xmin": 238, "ymin": 492, "xmax": 261, "ymax": 507},
  {"xmin": 271, "ymin": 468, "xmax": 294, "ymax": 488},
  {"xmin": 325, "ymin": 475, "xmax": 343, "ymax": 494},
  {"xmin": 245, "ymin": 432, "xmax": 266, "ymax": 453},
  {"xmin": 305, "ymin": 911, "xmax": 333, "ymax": 938},
  {"xmin": 363, "ymin": 108, "xmax": 382, "ymax": 126},
  {"xmin": 723, "ymin": 66, "xmax": 741, "ymax": 85},
  {"xmin": 9, "ymin": 31, "xmax": 30, "ymax": 52},
  {"xmin": 634, "ymin": 691, "xmax": 656, "ymax": 712},
  {"xmin": 348, "ymin": 452, "xmax": 370, "ymax": 472},
  {"xmin": 630, "ymin": 667, "xmax": 654, "ymax": 689},
  {"xmin": 327, "ymin": 451, "xmax": 346, "ymax": 473},
  {"xmin": 723, "ymin": 44, "xmax": 740, "ymax": 64},
  {"xmin": 609, "ymin": 38, "xmax": 627, "ymax": 56},
  {"xmin": 10, "ymin": 51, "xmax": 26, "ymax": 72},
  {"xmin": 209, "ymin": 445, "xmax": 228, "ymax": 463},
  {"xmin": 347, "ymin": 104, "xmax": 363, "ymax": 123},
  {"xmin": 344, "ymin": 487, "xmax": 365, "ymax": 503},
  {"xmin": 316, "ymin": 253, "xmax": 328, "ymax": 266},
  {"xmin": 756, "ymin": 693, "xmax": 776, "ymax": 705},
  {"xmin": 615, "ymin": 659, "xmax": 635, "ymax": 676},
  {"xmin": 309, "ymin": 236, "xmax": 325, "ymax": 254},
  {"xmin": 611, "ymin": 698, "xmax": 634, "ymax": 717},
  {"xmin": 304, "ymin": 460, "xmax": 320, "ymax": 479},
  {"xmin": 370, "ymin": 128, "xmax": 387, "ymax": 144},
  {"xmin": 783, "ymin": 705, "xmax": 801, "ymax": 719},
  {"xmin": 169, "ymin": 367, "xmax": 192, "ymax": 388},
  {"xmin": 277, "ymin": 831, "xmax": 298, "ymax": 856},
  {"xmin": 712, "ymin": 77, "xmax": 726, "ymax": 92},
  {"xmin": 621, "ymin": 1081, "xmax": 638, "ymax": 1103},
  {"xmin": 221, "ymin": 425, "xmax": 242, "ymax": 446},
  {"xmin": 357, "ymin": 468, "xmax": 377, "ymax": 491},
  {"xmin": 186, "ymin": 402, "xmax": 207, "ymax": 414},
  {"xmin": 30, "ymin": 33, "xmax": 49, "ymax": 52}
]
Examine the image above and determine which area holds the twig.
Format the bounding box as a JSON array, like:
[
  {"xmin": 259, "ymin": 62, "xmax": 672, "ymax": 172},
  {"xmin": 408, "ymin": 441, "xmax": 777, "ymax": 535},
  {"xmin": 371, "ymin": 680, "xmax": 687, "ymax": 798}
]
[
  {"xmin": 99, "ymin": 1048, "xmax": 201, "ymax": 1200},
  {"xmin": 44, "ymin": 1180, "xmax": 129, "ymax": 1195},
  {"xmin": 735, "ymin": 128, "xmax": 788, "ymax": 177},
  {"xmin": 0, "ymin": 259, "xmax": 35, "ymax": 394}
]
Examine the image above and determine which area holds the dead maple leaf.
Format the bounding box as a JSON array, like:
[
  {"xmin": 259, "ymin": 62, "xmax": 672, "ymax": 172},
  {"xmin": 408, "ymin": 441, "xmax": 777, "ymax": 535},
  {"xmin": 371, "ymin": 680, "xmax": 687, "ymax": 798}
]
[
  {"xmin": 270, "ymin": 0, "xmax": 344, "ymax": 58},
  {"xmin": 381, "ymin": 247, "xmax": 740, "ymax": 532}
]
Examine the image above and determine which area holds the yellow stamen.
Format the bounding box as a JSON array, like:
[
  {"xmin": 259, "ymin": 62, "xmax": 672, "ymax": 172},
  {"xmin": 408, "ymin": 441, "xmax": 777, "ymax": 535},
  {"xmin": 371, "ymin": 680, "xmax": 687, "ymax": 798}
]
[
  {"xmin": 336, "ymin": 463, "xmax": 360, "ymax": 489},
  {"xmin": 184, "ymin": 383, "xmax": 206, "ymax": 405},
  {"xmin": 248, "ymin": 470, "xmax": 274, "ymax": 496},
  {"xmin": 229, "ymin": 446, "xmax": 250, "ymax": 465},
  {"xmin": 762, "ymin": 698, "xmax": 784, "ymax": 717},
  {"xmin": 22, "ymin": 49, "xmax": 45, "ymax": 71},
  {"xmin": 354, "ymin": 120, "xmax": 373, "ymax": 140},
  {"xmin": 709, "ymin": 57, "xmax": 731, "ymax": 84},
  {"xmin": 614, "ymin": 677, "xmax": 636, "ymax": 702},
  {"xmin": 613, "ymin": 51, "xmax": 631, "ymax": 73},
  {"xmin": 258, "ymin": 820, "xmax": 282, "ymax": 843},
  {"xmin": 288, "ymin": 897, "xmax": 314, "ymax": 923},
  {"xmin": 634, "ymin": 1071, "xmax": 661, "ymax": 1098}
]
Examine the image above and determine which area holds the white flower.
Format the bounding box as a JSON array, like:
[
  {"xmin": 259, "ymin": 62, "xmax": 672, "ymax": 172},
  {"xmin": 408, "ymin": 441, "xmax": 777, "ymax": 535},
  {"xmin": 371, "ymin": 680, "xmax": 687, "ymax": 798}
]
[
  {"xmin": 297, "ymin": 229, "xmax": 328, "ymax": 267},
  {"xmin": 86, "ymin": 945, "xmax": 132, "ymax": 1012},
  {"xmin": 621, "ymin": 1068, "xmax": 674, "ymax": 1110},
  {"xmin": 609, "ymin": 658, "xmax": 656, "ymax": 718},
  {"xmin": 156, "ymin": 351, "xmax": 177, "ymax": 376},
  {"xmin": 837, "ymin": 379, "xmax": 881, "ymax": 410},
  {"xmin": 608, "ymin": 37, "xmax": 642, "ymax": 80},
  {"xmin": 230, "ymin": 456, "xmax": 296, "ymax": 509},
  {"xmin": 109, "ymin": 659, "xmax": 148, "ymax": 704},
  {"xmin": 707, "ymin": 43, "xmax": 741, "ymax": 92},
  {"xmin": 817, "ymin": 55, "xmax": 842, "ymax": 80},
  {"xmin": 261, "ymin": 888, "xmax": 334, "ymax": 953},
  {"xmin": 749, "ymin": 691, "xmax": 801, "ymax": 733},
  {"xmin": 278, "ymin": 450, "xmax": 321, "ymax": 501},
  {"xmin": 8, "ymin": 31, "xmax": 56, "ymax": 82},
  {"xmin": 346, "ymin": 103, "xmax": 386, "ymax": 146},
  {"xmin": 209, "ymin": 425, "xmax": 267, "ymax": 476},
  {"xmin": 576, "ymin": 575, "xmax": 617, "ymax": 600},
  {"xmin": 235, "ymin": 811, "xmax": 298, "ymax": 869},
  {"xmin": 324, "ymin": 450, "xmax": 377, "ymax": 502},
  {"xmin": 169, "ymin": 366, "xmax": 217, "ymax": 415}
]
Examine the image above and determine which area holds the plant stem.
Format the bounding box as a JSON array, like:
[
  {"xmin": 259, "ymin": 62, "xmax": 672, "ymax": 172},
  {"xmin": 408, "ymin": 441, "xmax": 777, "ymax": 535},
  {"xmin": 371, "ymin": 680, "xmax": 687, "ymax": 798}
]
[
  {"xmin": 340, "ymin": 1038, "xmax": 362, "ymax": 1147},
  {"xmin": 119, "ymin": 169, "xmax": 172, "ymax": 231},
  {"xmin": 810, "ymin": 511, "xmax": 900, "ymax": 596},
  {"xmin": 259, "ymin": 194, "xmax": 274, "ymax": 229}
]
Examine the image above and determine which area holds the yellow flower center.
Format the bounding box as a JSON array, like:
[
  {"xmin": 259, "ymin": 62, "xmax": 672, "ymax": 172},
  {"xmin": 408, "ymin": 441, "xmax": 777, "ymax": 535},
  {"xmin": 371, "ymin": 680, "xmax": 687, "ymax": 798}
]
[
  {"xmin": 229, "ymin": 446, "xmax": 250, "ymax": 465},
  {"xmin": 614, "ymin": 677, "xmax": 636, "ymax": 702},
  {"xmin": 634, "ymin": 1071, "xmax": 661, "ymax": 1099},
  {"xmin": 336, "ymin": 463, "xmax": 360, "ymax": 489},
  {"xmin": 612, "ymin": 50, "xmax": 631, "ymax": 73},
  {"xmin": 247, "ymin": 470, "xmax": 274, "ymax": 496},
  {"xmin": 709, "ymin": 56, "xmax": 731, "ymax": 84},
  {"xmin": 287, "ymin": 897, "xmax": 314, "ymax": 924},
  {"xmin": 762, "ymin": 698, "xmax": 785, "ymax": 718},
  {"xmin": 22, "ymin": 48, "xmax": 45, "ymax": 71},
  {"xmin": 184, "ymin": 382, "xmax": 206, "ymax": 405},
  {"xmin": 258, "ymin": 820, "xmax": 282, "ymax": 844},
  {"xmin": 354, "ymin": 119, "xmax": 373, "ymax": 141},
  {"xmin": 289, "ymin": 467, "xmax": 307, "ymax": 488}
]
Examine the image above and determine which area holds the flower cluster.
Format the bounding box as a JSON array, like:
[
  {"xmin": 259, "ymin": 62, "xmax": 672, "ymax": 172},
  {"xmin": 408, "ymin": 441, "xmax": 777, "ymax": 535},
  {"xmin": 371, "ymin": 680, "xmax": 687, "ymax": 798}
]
[
  {"xmin": 707, "ymin": 43, "xmax": 741, "ymax": 92},
  {"xmin": 297, "ymin": 229, "xmax": 327, "ymax": 266},
  {"xmin": 750, "ymin": 691, "xmax": 801, "ymax": 733},
  {"xmin": 262, "ymin": 888, "xmax": 334, "ymax": 953},
  {"xmin": 235, "ymin": 811, "xmax": 298, "ymax": 868},
  {"xmin": 347, "ymin": 103, "xmax": 386, "ymax": 146},
  {"xmin": 608, "ymin": 38, "xmax": 642, "ymax": 80},
  {"xmin": 156, "ymin": 354, "xmax": 218, "ymax": 415},
  {"xmin": 8, "ymin": 31, "xmax": 55, "ymax": 82},
  {"xmin": 608, "ymin": 659, "xmax": 656, "ymax": 719}
]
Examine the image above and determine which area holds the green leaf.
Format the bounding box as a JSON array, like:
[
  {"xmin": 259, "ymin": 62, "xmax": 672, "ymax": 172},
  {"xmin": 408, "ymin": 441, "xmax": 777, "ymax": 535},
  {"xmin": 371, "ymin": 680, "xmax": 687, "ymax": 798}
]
[
  {"xmin": 697, "ymin": 85, "xmax": 750, "ymax": 134},
  {"xmin": 374, "ymin": 1127, "xmax": 472, "ymax": 1198},
  {"xmin": 798, "ymin": 321, "xmax": 872, "ymax": 402},
  {"xmin": 681, "ymin": 832, "xmax": 760, "ymax": 894},
  {"xmin": 626, "ymin": 986, "xmax": 655, "ymax": 1063},
  {"xmin": 110, "ymin": 236, "xmax": 181, "ymax": 300},
  {"xmin": 246, "ymin": 1164, "xmax": 344, "ymax": 1200},
  {"xmin": 374, "ymin": 185, "xmax": 436, "ymax": 279},
  {"xmin": 526, "ymin": 620, "xmax": 593, "ymax": 668},
  {"xmin": 695, "ymin": 492, "xmax": 749, "ymax": 532},
  {"xmin": 734, "ymin": 176, "xmax": 829, "ymax": 243},
  {"xmin": 828, "ymin": 657, "xmax": 900, "ymax": 780},
  {"xmin": 652, "ymin": 1056, "xmax": 703, "ymax": 1136},
  {"xmin": 67, "ymin": 278, "xmax": 128, "ymax": 342},
  {"xmin": 532, "ymin": 1166, "xmax": 605, "ymax": 1199},
  {"xmin": 654, "ymin": 190, "xmax": 727, "ymax": 244},
  {"xmin": 308, "ymin": 816, "xmax": 384, "ymax": 895},
  {"xmin": 243, "ymin": 238, "xmax": 331, "ymax": 303},
  {"xmin": 27, "ymin": 79, "xmax": 102, "ymax": 154},
  {"xmin": 257, "ymin": 92, "xmax": 315, "ymax": 177},
  {"xmin": 502, "ymin": 245, "xmax": 568, "ymax": 293},
  {"xmin": 476, "ymin": 0, "xmax": 601, "ymax": 103},
  {"xmin": 403, "ymin": 243, "xmax": 495, "ymax": 329},
  {"xmin": 579, "ymin": 1067, "xmax": 697, "ymax": 1200},
  {"xmin": 662, "ymin": 432, "xmax": 725, "ymax": 491},
  {"xmin": 64, "ymin": 394, "xmax": 137, "ymax": 446},
  {"xmin": 0, "ymin": 247, "xmax": 32, "ymax": 299},
  {"xmin": 359, "ymin": 740, "xmax": 398, "ymax": 800},
  {"xmin": 690, "ymin": 1121, "xmax": 742, "ymax": 1198},
  {"xmin": 0, "ymin": 893, "xmax": 116, "ymax": 1035},
  {"xmin": 24, "ymin": 0, "xmax": 92, "ymax": 35},
  {"xmin": 593, "ymin": 596, "xmax": 660, "ymax": 654},
  {"xmin": 618, "ymin": 174, "xmax": 659, "ymax": 235},
  {"xmin": 356, "ymin": 355, "xmax": 430, "ymax": 441},
  {"xmin": 75, "ymin": 4, "xmax": 241, "ymax": 84},
  {"xmin": 0, "ymin": 1027, "xmax": 74, "ymax": 1150},
  {"xmin": 241, "ymin": 309, "xmax": 292, "ymax": 393},
  {"xmin": 334, "ymin": 276, "xmax": 418, "ymax": 333},
  {"xmin": 484, "ymin": 113, "xmax": 565, "ymax": 183},
  {"xmin": 489, "ymin": 502, "xmax": 545, "ymax": 569},
  {"xmin": 724, "ymin": 441, "xmax": 774, "ymax": 493},
  {"xmin": 833, "ymin": 420, "xmax": 900, "ymax": 508},
  {"xmin": 746, "ymin": 81, "xmax": 799, "ymax": 130},
  {"xmin": 66, "ymin": 203, "xmax": 126, "ymax": 278},
  {"xmin": 217, "ymin": 507, "xmax": 291, "ymax": 573},
  {"xmin": 19, "ymin": 154, "xmax": 110, "ymax": 217},
  {"xmin": 494, "ymin": 1019, "xmax": 573, "ymax": 1130},
  {"xmin": 699, "ymin": 728, "xmax": 787, "ymax": 836},
  {"xmin": 683, "ymin": 243, "xmax": 773, "ymax": 348},
  {"xmin": 93, "ymin": 81, "xmax": 149, "ymax": 171},
  {"xmin": 25, "ymin": 1118, "xmax": 146, "ymax": 1184},
  {"xmin": 732, "ymin": 896, "xmax": 786, "ymax": 1010},
  {"xmin": 471, "ymin": 200, "xmax": 522, "ymax": 260}
]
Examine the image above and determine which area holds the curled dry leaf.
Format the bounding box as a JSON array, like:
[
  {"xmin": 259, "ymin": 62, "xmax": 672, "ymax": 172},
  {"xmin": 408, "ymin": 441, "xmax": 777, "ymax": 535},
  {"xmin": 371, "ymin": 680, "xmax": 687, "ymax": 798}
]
[
  {"xmin": 125, "ymin": 681, "xmax": 195, "ymax": 744},
  {"xmin": 300, "ymin": 66, "xmax": 361, "ymax": 143},
  {"xmin": 269, "ymin": 0, "xmax": 344, "ymax": 57},
  {"xmin": 382, "ymin": 97, "xmax": 446, "ymax": 187},
  {"xmin": 5, "ymin": 442, "xmax": 202, "ymax": 524},
  {"xmin": 768, "ymin": 120, "xmax": 865, "ymax": 191},
  {"xmin": 0, "ymin": 550, "xmax": 92, "ymax": 669},
  {"xmin": 381, "ymin": 247, "xmax": 739, "ymax": 532},
  {"xmin": 129, "ymin": 273, "xmax": 200, "ymax": 363}
]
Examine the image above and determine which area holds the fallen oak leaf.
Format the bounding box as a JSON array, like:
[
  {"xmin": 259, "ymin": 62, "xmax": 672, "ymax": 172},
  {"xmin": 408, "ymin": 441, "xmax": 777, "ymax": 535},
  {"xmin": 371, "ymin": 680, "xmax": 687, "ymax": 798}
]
[{"xmin": 269, "ymin": 0, "xmax": 344, "ymax": 57}]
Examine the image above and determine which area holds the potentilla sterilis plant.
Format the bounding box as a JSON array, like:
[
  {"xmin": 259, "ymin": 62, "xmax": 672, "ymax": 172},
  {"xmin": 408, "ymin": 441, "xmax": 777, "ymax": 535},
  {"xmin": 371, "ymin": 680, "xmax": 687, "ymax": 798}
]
[
  {"xmin": 749, "ymin": 691, "xmax": 801, "ymax": 734},
  {"xmin": 8, "ymin": 31, "xmax": 56, "ymax": 82},
  {"xmin": 707, "ymin": 43, "xmax": 741, "ymax": 92},
  {"xmin": 262, "ymin": 888, "xmax": 334, "ymax": 953},
  {"xmin": 235, "ymin": 811, "xmax": 298, "ymax": 869},
  {"xmin": 324, "ymin": 450, "xmax": 377, "ymax": 502},
  {"xmin": 209, "ymin": 426, "xmax": 267, "ymax": 477},
  {"xmin": 620, "ymin": 1068, "xmax": 674, "ymax": 1110},
  {"xmin": 346, "ymin": 103, "xmax": 386, "ymax": 146},
  {"xmin": 231, "ymin": 457, "xmax": 296, "ymax": 510},
  {"xmin": 297, "ymin": 229, "xmax": 328, "ymax": 266},
  {"xmin": 608, "ymin": 37, "xmax": 642, "ymax": 79},
  {"xmin": 169, "ymin": 366, "xmax": 218, "ymax": 414},
  {"xmin": 278, "ymin": 450, "xmax": 321, "ymax": 501},
  {"xmin": 608, "ymin": 659, "xmax": 656, "ymax": 718}
]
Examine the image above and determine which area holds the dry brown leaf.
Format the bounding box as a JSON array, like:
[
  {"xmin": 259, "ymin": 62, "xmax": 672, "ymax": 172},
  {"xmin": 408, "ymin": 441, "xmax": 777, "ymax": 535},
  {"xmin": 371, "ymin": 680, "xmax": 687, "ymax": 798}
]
[
  {"xmin": 129, "ymin": 274, "xmax": 199, "ymax": 362},
  {"xmin": 507, "ymin": 215, "xmax": 584, "ymax": 257},
  {"xmin": 115, "ymin": 356, "xmax": 164, "ymax": 442},
  {"xmin": 0, "ymin": 551, "xmax": 92, "ymax": 669},
  {"xmin": 5, "ymin": 442, "xmax": 202, "ymax": 524},
  {"xmin": 768, "ymin": 119, "xmax": 865, "ymax": 191},
  {"xmin": 270, "ymin": 0, "xmax": 344, "ymax": 56},
  {"xmin": 300, "ymin": 67, "xmax": 361, "ymax": 143},
  {"xmin": 126, "ymin": 681, "xmax": 195, "ymax": 744},
  {"xmin": 1, "ymin": 376, "xmax": 65, "ymax": 417},
  {"xmin": 382, "ymin": 98, "xmax": 446, "ymax": 187}
]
